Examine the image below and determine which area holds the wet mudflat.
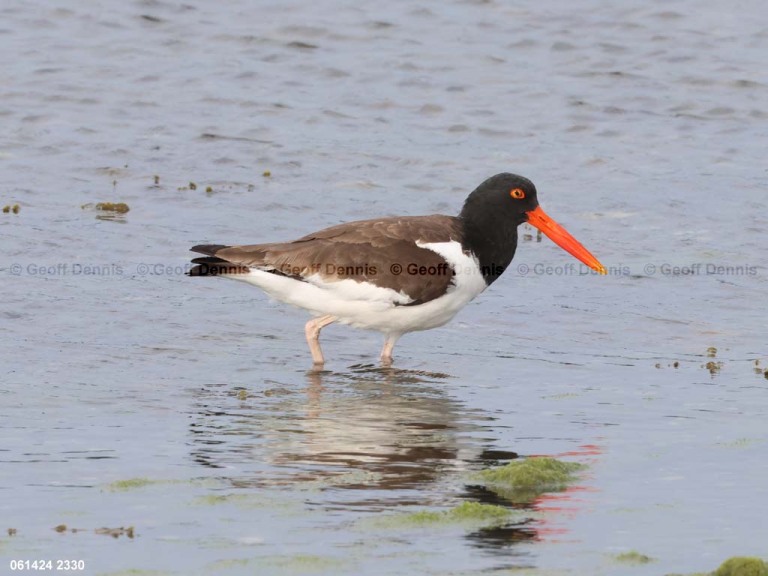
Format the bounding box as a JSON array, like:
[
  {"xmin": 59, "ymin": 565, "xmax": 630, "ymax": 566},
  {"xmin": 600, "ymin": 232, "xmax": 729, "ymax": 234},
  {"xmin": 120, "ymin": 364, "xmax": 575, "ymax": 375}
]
[{"xmin": 1, "ymin": 1, "xmax": 767, "ymax": 575}]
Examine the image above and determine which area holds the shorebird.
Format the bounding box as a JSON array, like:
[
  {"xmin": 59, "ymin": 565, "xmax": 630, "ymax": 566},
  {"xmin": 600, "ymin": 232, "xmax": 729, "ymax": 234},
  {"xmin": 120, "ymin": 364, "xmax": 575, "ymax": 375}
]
[{"xmin": 189, "ymin": 173, "xmax": 605, "ymax": 367}]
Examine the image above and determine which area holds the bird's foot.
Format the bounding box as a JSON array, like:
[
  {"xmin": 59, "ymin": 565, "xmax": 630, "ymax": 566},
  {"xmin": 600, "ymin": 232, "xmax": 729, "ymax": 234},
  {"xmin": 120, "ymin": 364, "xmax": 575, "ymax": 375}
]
[
  {"xmin": 309, "ymin": 360, "xmax": 326, "ymax": 372},
  {"xmin": 379, "ymin": 334, "xmax": 399, "ymax": 367}
]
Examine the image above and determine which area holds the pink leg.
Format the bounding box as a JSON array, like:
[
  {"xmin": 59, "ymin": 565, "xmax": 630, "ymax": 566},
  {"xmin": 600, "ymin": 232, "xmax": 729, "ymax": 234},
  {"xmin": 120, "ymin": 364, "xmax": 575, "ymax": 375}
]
[
  {"xmin": 380, "ymin": 334, "xmax": 400, "ymax": 366},
  {"xmin": 304, "ymin": 315, "xmax": 336, "ymax": 367}
]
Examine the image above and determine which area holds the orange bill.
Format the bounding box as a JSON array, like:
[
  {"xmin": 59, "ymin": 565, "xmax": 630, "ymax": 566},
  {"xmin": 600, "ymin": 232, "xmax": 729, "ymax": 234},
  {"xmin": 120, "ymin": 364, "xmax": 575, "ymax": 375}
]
[{"xmin": 526, "ymin": 206, "xmax": 607, "ymax": 274}]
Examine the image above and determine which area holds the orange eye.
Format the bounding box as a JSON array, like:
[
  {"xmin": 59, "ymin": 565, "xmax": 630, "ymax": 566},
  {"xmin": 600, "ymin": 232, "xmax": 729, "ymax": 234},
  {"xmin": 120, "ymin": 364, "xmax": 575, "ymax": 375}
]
[{"xmin": 510, "ymin": 188, "xmax": 525, "ymax": 199}]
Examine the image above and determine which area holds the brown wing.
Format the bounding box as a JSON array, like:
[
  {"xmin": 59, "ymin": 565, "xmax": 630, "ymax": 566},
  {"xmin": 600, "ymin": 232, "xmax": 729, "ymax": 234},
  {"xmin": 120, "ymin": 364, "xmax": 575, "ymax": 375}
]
[{"xmin": 191, "ymin": 215, "xmax": 464, "ymax": 305}]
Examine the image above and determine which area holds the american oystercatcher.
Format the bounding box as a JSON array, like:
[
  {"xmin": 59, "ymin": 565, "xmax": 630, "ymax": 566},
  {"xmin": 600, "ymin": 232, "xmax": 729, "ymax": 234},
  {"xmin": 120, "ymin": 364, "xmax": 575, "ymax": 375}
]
[{"xmin": 189, "ymin": 173, "xmax": 605, "ymax": 367}]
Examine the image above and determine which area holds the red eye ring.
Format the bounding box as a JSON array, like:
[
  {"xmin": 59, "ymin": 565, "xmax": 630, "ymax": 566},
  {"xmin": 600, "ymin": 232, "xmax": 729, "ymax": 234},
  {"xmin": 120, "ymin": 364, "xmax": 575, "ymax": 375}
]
[{"xmin": 510, "ymin": 188, "xmax": 525, "ymax": 199}]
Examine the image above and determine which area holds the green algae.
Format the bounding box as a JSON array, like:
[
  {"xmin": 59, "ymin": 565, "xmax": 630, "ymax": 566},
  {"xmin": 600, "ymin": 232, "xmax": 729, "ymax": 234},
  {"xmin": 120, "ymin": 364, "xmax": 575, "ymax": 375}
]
[
  {"xmin": 476, "ymin": 457, "xmax": 586, "ymax": 503},
  {"xmin": 614, "ymin": 550, "xmax": 654, "ymax": 564},
  {"xmin": 206, "ymin": 558, "xmax": 253, "ymax": 570},
  {"xmin": 717, "ymin": 438, "xmax": 762, "ymax": 449},
  {"xmin": 209, "ymin": 555, "xmax": 347, "ymax": 573},
  {"xmin": 273, "ymin": 555, "xmax": 346, "ymax": 571},
  {"xmin": 376, "ymin": 501, "xmax": 521, "ymax": 530},
  {"xmin": 94, "ymin": 202, "xmax": 130, "ymax": 213},
  {"xmin": 104, "ymin": 478, "xmax": 155, "ymax": 491},
  {"xmin": 192, "ymin": 492, "xmax": 303, "ymax": 516},
  {"xmin": 51, "ymin": 524, "xmax": 134, "ymax": 538},
  {"xmin": 402, "ymin": 502, "xmax": 513, "ymax": 525},
  {"xmin": 103, "ymin": 478, "xmax": 180, "ymax": 492},
  {"xmin": 94, "ymin": 526, "xmax": 134, "ymax": 538},
  {"xmin": 712, "ymin": 557, "xmax": 768, "ymax": 576},
  {"xmin": 544, "ymin": 392, "xmax": 581, "ymax": 400},
  {"xmin": 706, "ymin": 361, "xmax": 723, "ymax": 375},
  {"xmin": 105, "ymin": 477, "xmax": 220, "ymax": 492},
  {"xmin": 193, "ymin": 493, "xmax": 267, "ymax": 508},
  {"xmin": 668, "ymin": 557, "xmax": 768, "ymax": 576}
]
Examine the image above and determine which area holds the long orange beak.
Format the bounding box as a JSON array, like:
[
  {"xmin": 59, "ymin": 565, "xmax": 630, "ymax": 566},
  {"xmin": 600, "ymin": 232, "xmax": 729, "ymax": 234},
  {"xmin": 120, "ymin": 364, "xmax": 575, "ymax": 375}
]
[{"xmin": 526, "ymin": 206, "xmax": 607, "ymax": 274}]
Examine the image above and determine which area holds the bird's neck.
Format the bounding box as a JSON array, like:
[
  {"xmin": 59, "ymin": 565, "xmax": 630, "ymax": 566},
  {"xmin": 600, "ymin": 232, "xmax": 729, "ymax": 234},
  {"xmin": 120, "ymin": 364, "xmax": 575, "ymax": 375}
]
[{"xmin": 459, "ymin": 215, "xmax": 518, "ymax": 286}]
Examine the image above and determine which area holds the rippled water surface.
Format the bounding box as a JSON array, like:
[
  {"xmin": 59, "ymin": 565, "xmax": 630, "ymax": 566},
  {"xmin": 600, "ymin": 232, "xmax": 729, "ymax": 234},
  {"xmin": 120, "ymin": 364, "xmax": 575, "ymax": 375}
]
[{"xmin": 2, "ymin": 1, "xmax": 767, "ymax": 575}]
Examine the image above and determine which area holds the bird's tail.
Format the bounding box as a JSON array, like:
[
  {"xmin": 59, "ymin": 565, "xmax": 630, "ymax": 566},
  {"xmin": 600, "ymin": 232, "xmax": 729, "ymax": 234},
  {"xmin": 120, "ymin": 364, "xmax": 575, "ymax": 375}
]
[{"xmin": 188, "ymin": 244, "xmax": 249, "ymax": 276}]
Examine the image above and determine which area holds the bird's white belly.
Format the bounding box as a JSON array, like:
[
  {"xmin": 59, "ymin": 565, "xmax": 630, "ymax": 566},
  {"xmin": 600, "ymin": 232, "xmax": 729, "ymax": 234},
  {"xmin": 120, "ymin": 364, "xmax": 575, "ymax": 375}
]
[{"xmin": 224, "ymin": 240, "xmax": 488, "ymax": 335}]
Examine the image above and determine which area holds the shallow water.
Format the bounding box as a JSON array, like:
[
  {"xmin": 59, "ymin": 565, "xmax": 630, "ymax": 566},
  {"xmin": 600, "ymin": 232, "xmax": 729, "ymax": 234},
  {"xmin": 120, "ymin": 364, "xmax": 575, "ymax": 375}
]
[{"xmin": 2, "ymin": 1, "xmax": 767, "ymax": 575}]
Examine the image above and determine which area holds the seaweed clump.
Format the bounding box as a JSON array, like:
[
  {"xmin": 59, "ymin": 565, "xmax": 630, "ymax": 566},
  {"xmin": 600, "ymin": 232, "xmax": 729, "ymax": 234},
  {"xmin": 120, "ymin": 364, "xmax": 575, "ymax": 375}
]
[
  {"xmin": 383, "ymin": 501, "xmax": 516, "ymax": 529},
  {"xmin": 94, "ymin": 202, "xmax": 130, "ymax": 213},
  {"xmin": 712, "ymin": 557, "xmax": 768, "ymax": 576},
  {"xmin": 614, "ymin": 550, "xmax": 653, "ymax": 564},
  {"xmin": 706, "ymin": 361, "xmax": 723, "ymax": 375},
  {"xmin": 477, "ymin": 457, "xmax": 586, "ymax": 503}
]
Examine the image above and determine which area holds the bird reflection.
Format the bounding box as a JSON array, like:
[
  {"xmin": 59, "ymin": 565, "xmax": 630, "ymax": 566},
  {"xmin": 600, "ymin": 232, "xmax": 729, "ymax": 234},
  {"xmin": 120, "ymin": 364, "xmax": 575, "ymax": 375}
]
[
  {"xmin": 189, "ymin": 365, "xmax": 478, "ymax": 496},
  {"xmin": 275, "ymin": 366, "xmax": 469, "ymax": 494},
  {"xmin": 187, "ymin": 366, "xmax": 597, "ymax": 552}
]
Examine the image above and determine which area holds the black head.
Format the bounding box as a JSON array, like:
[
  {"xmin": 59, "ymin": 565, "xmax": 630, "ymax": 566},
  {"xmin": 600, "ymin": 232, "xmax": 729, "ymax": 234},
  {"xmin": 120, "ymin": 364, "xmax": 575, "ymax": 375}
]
[
  {"xmin": 458, "ymin": 172, "xmax": 606, "ymax": 285},
  {"xmin": 459, "ymin": 173, "xmax": 539, "ymax": 227},
  {"xmin": 457, "ymin": 173, "xmax": 539, "ymax": 285}
]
